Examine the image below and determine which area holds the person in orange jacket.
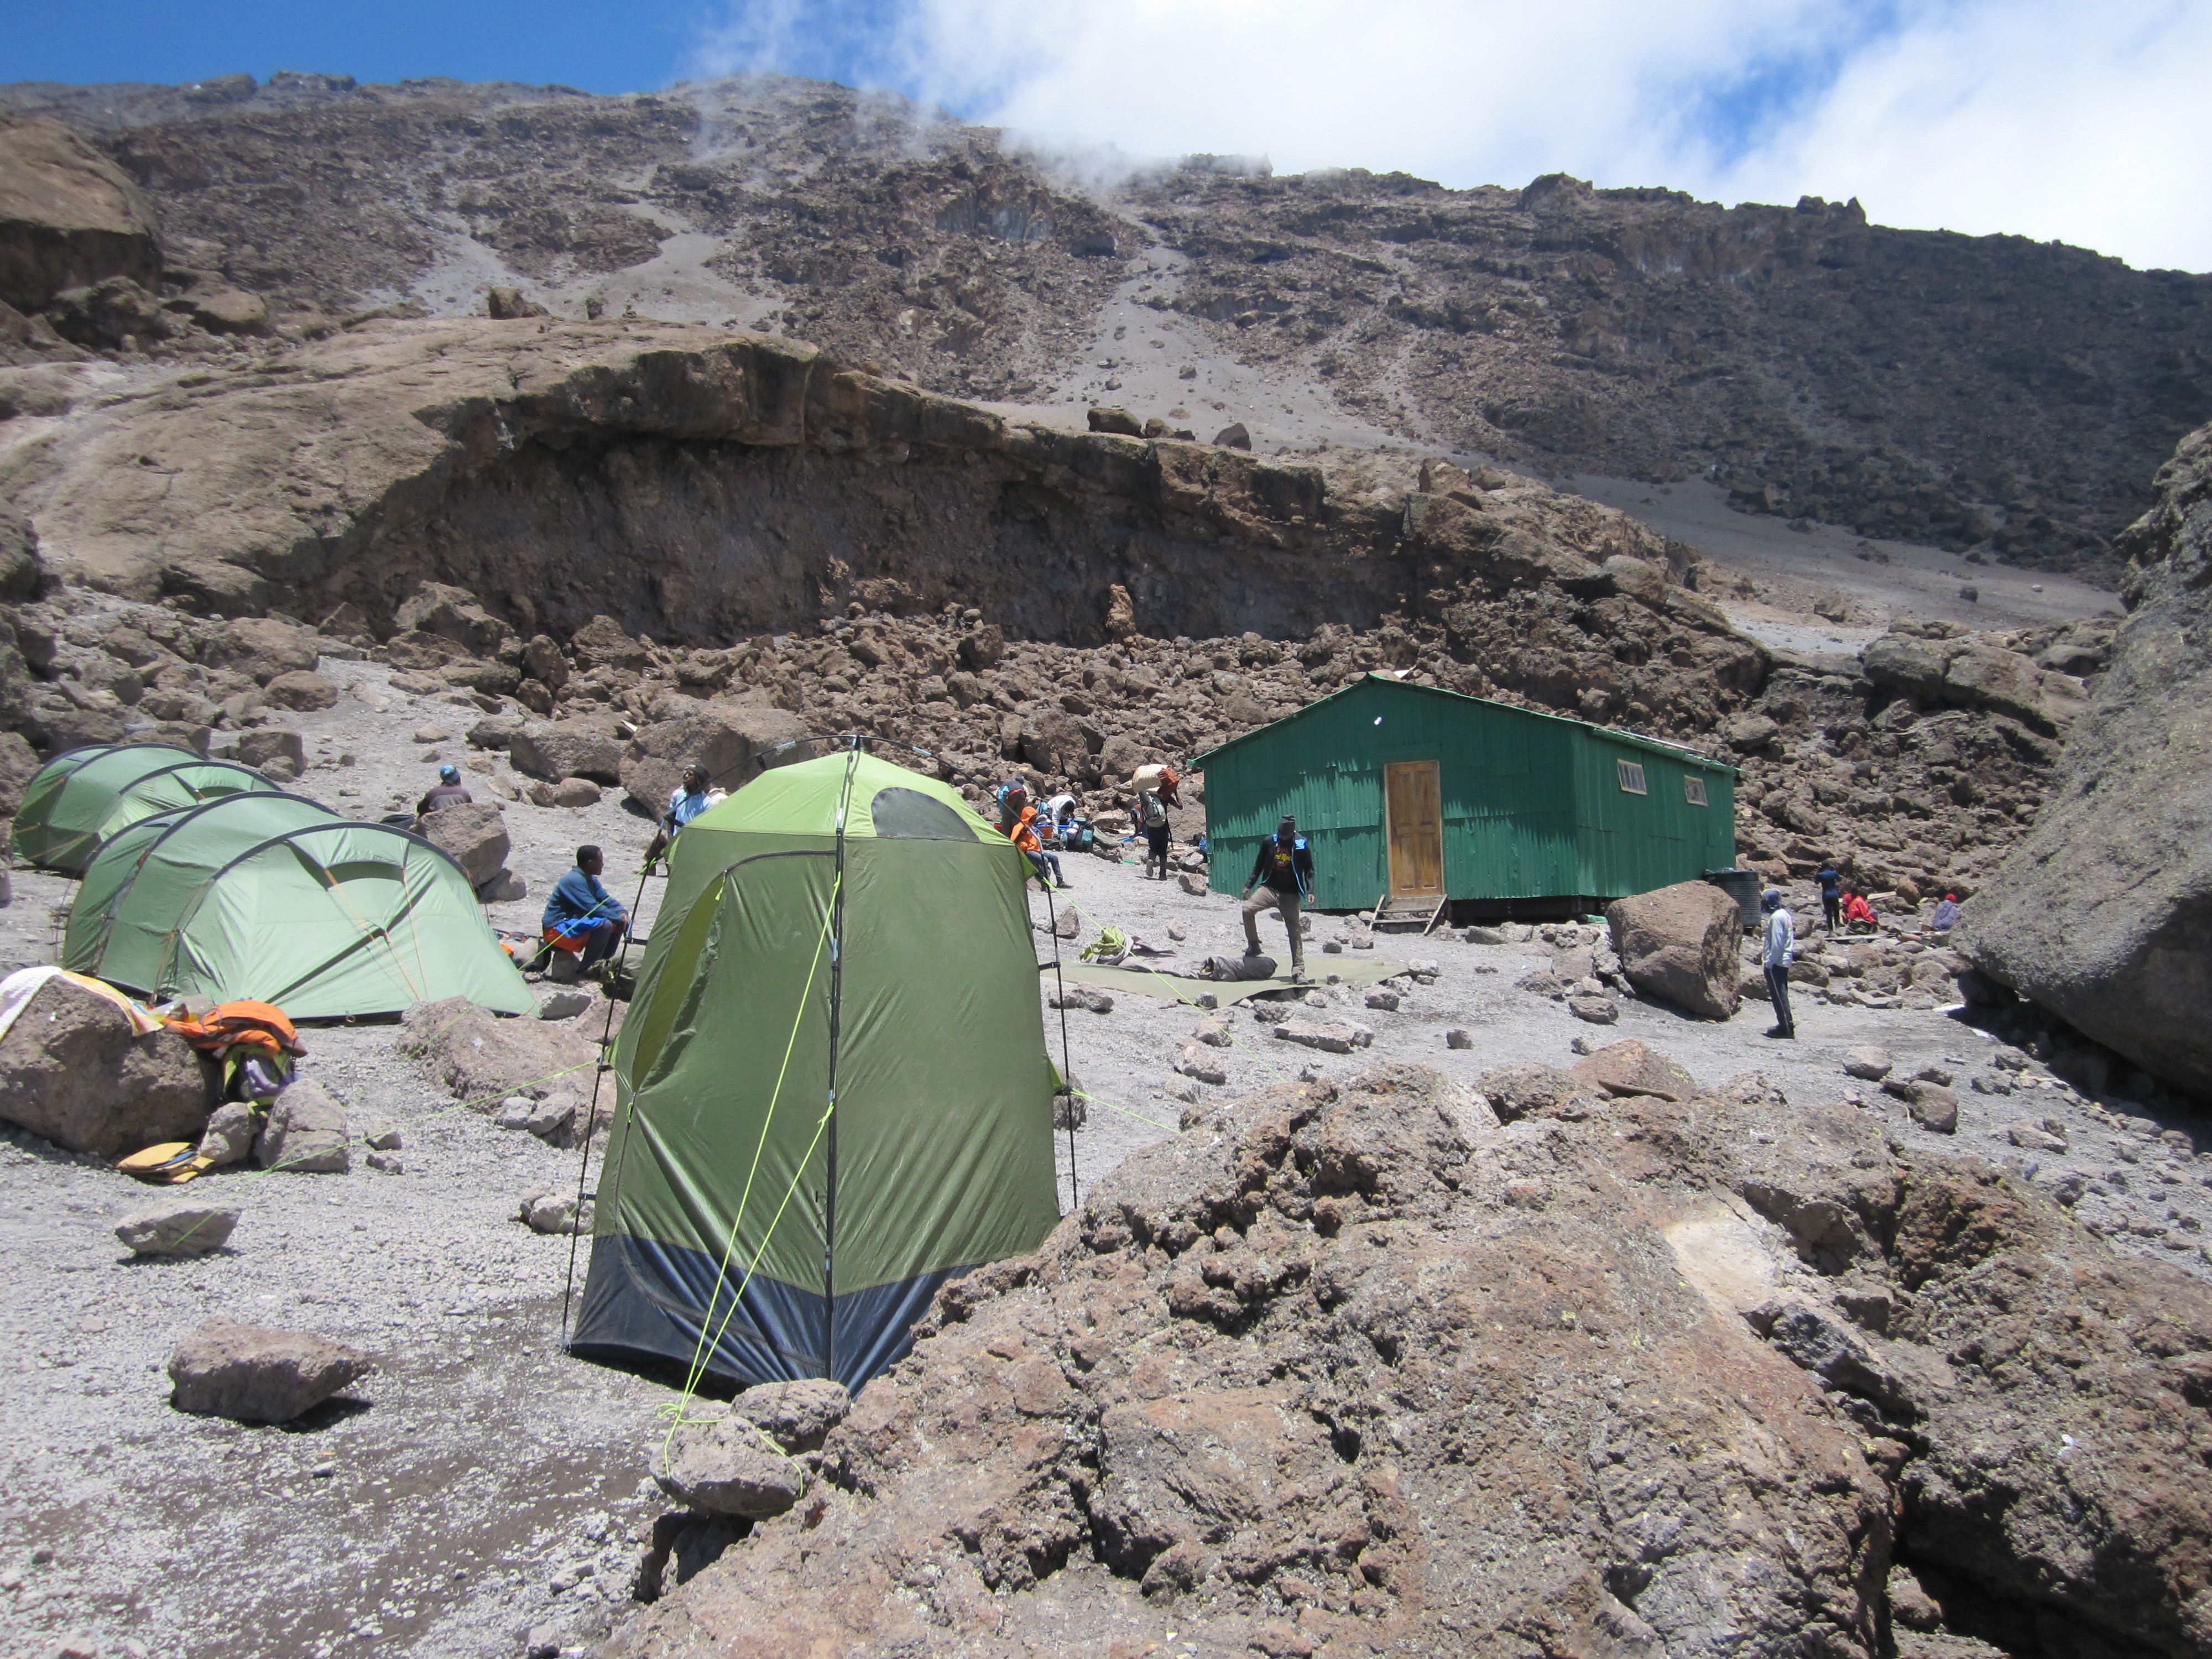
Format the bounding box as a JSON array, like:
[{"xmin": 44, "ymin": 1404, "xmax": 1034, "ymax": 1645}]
[{"xmin": 1003, "ymin": 790, "xmax": 1069, "ymax": 889}]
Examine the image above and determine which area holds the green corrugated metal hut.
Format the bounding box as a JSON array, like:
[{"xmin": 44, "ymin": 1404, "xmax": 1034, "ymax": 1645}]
[{"xmin": 1194, "ymin": 674, "xmax": 1738, "ymax": 917}]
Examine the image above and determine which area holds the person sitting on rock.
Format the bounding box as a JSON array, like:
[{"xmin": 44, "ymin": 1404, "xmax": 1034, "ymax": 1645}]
[
  {"xmin": 1240, "ymin": 815, "xmax": 1314, "ymax": 982},
  {"xmin": 1931, "ymin": 892, "xmax": 1961, "ymax": 933},
  {"xmin": 644, "ymin": 763, "xmax": 719, "ymax": 868},
  {"xmin": 1843, "ymin": 891, "xmax": 1879, "ymax": 933},
  {"xmin": 1761, "ymin": 887, "xmax": 1797, "ymax": 1040},
  {"xmin": 416, "ymin": 764, "xmax": 472, "ymax": 816},
  {"xmin": 541, "ymin": 844, "xmax": 628, "ymax": 973},
  {"xmin": 1005, "ymin": 792, "xmax": 1068, "ymax": 889}
]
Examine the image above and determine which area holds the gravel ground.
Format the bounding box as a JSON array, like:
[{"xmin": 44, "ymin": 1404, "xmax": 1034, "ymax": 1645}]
[
  {"xmin": 1035, "ymin": 844, "xmax": 2212, "ymax": 1277},
  {"xmin": 2, "ymin": 653, "xmax": 2206, "ymax": 1659}
]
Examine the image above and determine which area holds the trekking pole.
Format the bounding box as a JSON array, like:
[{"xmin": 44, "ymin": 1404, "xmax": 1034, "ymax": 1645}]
[{"xmin": 558, "ymin": 853, "xmax": 658, "ymax": 1348}]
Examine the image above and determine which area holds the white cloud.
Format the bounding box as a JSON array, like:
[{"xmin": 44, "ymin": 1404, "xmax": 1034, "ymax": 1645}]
[
  {"xmin": 1702, "ymin": 0, "xmax": 2212, "ymax": 270},
  {"xmin": 693, "ymin": 0, "xmax": 2212, "ymax": 272}
]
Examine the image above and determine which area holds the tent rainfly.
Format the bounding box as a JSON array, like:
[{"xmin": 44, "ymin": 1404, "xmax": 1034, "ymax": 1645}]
[
  {"xmin": 11, "ymin": 743, "xmax": 282, "ymax": 874},
  {"xmin": 62, "ymin": 791, "xmax": 535, "ymax": 1019},
  {"xmin": 574, "ymin": 748, "xmax": 1061, "ymax": 1393}
]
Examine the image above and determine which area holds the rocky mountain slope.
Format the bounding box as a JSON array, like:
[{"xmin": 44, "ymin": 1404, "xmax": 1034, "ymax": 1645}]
[
  {"xmin": 3, "ymin": 71, "xmax": 2208, "ymax": 581},
  {"xmin": 0, "ymin": 316, "xmax": 2121, "ymax": 951}
]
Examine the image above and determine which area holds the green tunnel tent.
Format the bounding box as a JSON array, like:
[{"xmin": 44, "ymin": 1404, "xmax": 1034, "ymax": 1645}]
[
  {"xmin": 574, "ymin": 748, "xmax": 1062, "ymax": 1393},
  {"xmin": 62, "ymin": 790, "xmax": 535, "ymax": 1020},
  {"xmin": 11, "ymin": 742, "xmax": 284, "ymax": 874}
]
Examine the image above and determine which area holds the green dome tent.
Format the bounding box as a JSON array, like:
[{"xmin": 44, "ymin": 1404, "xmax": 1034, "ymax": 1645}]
[
  {"xmin": 63, "ymin": 791, "xmax": 535, "ymax": 1019},
  {"xmin": 11, "ymin": 742, "xmax": 283, "ymax": 874},
  {"xmin": 574, "ymin": 748, "xmax": 1062, "ymax": 1392}
]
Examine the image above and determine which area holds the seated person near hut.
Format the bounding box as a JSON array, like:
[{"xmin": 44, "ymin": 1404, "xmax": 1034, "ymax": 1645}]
[
  {"xmin": 1931, "ymin": 893, "xmax": 1961, "ymax": 933},
  {"xmin": 417, "ymin": 764, "xmax": 473, "ymax": 816},
  {"xmin": 1841, "ymin": 891, "xmax": 1880, "ymax": 933},
  {"xmin": 542, "ymin": 844, "xmax": 628, "ymax": 969}
]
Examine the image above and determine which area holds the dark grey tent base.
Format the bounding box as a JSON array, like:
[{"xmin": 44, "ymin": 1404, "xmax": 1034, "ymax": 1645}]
[{"xmin": 572, "ymin": 1232, "xmax": 968, "ymax": 1394}]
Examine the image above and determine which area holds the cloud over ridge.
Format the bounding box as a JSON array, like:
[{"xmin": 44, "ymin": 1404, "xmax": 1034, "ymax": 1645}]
[{"xmin": 692, "ymin": 0, "xmax": 2211, "ymax": 272}]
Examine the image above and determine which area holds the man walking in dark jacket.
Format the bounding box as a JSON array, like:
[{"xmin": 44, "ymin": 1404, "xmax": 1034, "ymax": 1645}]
[
  {"xmin": 1815, "ymin": 861, "xmax": 1843, "ymax": 934},
  {"xmin": 1240, "ymin": 816, "xmax": 1314, "ymax": 980}
]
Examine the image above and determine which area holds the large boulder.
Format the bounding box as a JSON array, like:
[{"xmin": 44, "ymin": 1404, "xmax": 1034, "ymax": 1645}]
[
  {"xmin": 619, "ymin": 696, "xmax": 807, "ymax": 814},
  {"xmin": 1963, "ymin": 422, "xmax": 2212, "ymax": 1097},
  {"xmin": 0, "ymin": 113, "xmax": 163, "ymax": 312},
  {"xmin": 252, "ymin": 1078, "xmax": 350, "ymax": 1173},
  {"xmin": 653, "ymin": 1404, "xmax": 811, "ymax": 1518},
  {"xmin": 401, "ymin": 995, "xmax": 598, "ymax": 1105},
  {"xmin": 569, "ymin": 614, "xmax": 650, "ymax": 672},
  {"xmin": 510, "ymin": 717, "xmax": 624, "ymax": 785},
  {"xmin": 393, "ymin": 581, "xmax": 514, "ymax": 658},
  {"xmin": 167, "ymin": 1319, "xmax": 372, "ymax": 1423},
  {"xmin": 1605, "ymin": 879, "xmax": 1744, "ymax": 1019},
  {"xmin": 0, "ymin": 974, "xmax": 212, "ymax": 1155},
  {"xmin": 199, "ymin": 616, "xmax": 319, "ymax": 684},
  {"xmin": 1570, "ymin": 1037, "xmax": 1697, "ymax": 1101},
  {"xmin": 116, "ymin": 1198, "xmax": 239, "ymax": 1258},
  {"xmin": 414, "ymin": 799, "xmax": 510, "ymax": 889},
  {"xmin": 1864, "ymin": 627, "xmax": 2083, "ymax": 732},
  {"xmin": 609, "ymin": 1065, "xmax": 2212, "ymax": 1659}
]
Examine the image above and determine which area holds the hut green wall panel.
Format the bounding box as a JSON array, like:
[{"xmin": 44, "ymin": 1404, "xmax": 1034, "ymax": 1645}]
[{"xmin": 1197, "ymin": 676, "xmax": 1736, "ymax": 911}]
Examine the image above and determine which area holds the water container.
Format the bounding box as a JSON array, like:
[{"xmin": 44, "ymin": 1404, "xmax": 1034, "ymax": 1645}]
[{"xmin": 1704, "ymin": 868, "xmax": 1762, "ymax": 930}]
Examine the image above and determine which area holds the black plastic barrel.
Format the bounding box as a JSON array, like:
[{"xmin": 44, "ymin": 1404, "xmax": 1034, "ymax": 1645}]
[{"xmin": 1704, "ymin": 867, "xmax": 1762, "ymax": 930}]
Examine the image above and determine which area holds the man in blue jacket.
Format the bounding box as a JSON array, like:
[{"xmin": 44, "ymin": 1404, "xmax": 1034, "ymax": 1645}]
[{"xmin": 542, "ymin": 844, "xmax": 628, "ymax": 971}]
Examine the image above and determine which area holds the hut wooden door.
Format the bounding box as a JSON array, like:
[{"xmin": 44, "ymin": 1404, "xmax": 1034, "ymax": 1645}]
[{"xmin": 1384, "ymin": 760, "xmax": 1443, "ymax": 898}]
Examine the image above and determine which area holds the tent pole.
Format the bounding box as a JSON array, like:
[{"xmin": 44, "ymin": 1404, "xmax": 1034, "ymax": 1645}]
[
  {"xmin": 821, "ymin": 737, "xmax": 860, "ymax": 1383},
  {"xmin": 1044, "ymin": 882, "xmax": 1079, "ymax": 1214},
  {"xmin": 558, "ymin": 855, "xmax": 656, "ymax": 1349}
]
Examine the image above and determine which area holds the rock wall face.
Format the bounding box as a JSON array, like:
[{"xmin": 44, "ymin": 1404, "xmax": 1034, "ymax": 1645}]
[
  {"xmin": 1964, "ymin": 422, "xmax": 2212, "ymax": 1097},
  {"xmin": 0, "ymin": 322, "xmax": 1764, "ymax": 711}
]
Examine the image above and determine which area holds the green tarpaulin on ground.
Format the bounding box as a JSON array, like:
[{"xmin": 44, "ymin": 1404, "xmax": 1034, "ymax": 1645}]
[
  {"xmin": 11, "ymin": 742, "xmax": 281, "ymax": 874},
  {"xmin": 576, "ymin": 749, "xmax": 1061, "ymax": 1392},
  {"xmin": 62, "ymin": 790, "xmax": 534, "ymax": 1019},
  {"xmin": 1043, "ymin": 954, "xmax": 1406, "ymax": 1006}
]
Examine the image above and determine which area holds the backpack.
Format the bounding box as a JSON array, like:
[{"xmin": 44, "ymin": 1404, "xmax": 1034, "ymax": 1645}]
[{"xmin": 1140, "ymin": 790, "xmax": 1167, "ymax": 829}]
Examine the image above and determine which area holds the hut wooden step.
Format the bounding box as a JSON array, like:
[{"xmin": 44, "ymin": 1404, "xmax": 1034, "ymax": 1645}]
[{"xmin": 1373, "ymin": 895, "xmax": 1446, "ymax": 936}]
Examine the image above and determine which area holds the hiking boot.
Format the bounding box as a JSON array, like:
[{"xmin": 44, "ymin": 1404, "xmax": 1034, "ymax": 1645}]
[{"xmin": 1765, "ymin": 1024, "xmax": 1795, "ymax": 1040}]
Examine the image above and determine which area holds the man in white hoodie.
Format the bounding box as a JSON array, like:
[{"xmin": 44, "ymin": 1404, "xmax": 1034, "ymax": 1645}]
[{"xmin": 1761, "ymin": 887, "xmax": 1797, "ymax": 1040}]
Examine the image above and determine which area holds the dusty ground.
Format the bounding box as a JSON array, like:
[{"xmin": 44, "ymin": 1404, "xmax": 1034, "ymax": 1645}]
[{"xmin": 2, "ymin": 652, "xmax": 2206, "ymax": 1659}]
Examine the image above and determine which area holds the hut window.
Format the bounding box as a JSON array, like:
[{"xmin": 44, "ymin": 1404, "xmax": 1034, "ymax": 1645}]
[
  {"xmin": 1683, "ymin": 776, "xmax": 1708, "ymax": 806},
  {"xmin": 1616, "ymin": 760, "xmax": 1647, "ymax": 795}
]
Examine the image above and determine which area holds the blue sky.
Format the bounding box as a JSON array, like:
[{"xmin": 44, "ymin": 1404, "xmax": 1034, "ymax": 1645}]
[
  {"xmin": 4, "ymin": 0, "xmax": 700, "ymax": 96},
  {"xmin": 8, "ymin": 0, "xmax": 2208, "ymax": 271}
]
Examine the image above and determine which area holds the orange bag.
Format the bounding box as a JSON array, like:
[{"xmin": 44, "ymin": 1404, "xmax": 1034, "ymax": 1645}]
[{"xmin": 163, "ymin": 999, "xmax": 306, "ymax": 1060}]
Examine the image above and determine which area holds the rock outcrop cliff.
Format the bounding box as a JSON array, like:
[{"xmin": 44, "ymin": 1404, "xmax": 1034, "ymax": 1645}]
[{"xmin": 1964, "ymin": 421, "xmax": 2212, "ymax": 1097}]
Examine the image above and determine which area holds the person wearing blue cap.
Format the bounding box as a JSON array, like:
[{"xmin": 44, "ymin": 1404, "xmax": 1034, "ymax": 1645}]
[
  {"xmin": 416, "ymin": 763, "xmax": 473, "ymax": 816},
  {"xmin": 1760, "ymin": 888, "xmax": 1796, "ymax": 1039}
]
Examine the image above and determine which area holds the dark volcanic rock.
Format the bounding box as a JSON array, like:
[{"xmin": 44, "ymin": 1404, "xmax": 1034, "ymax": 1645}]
[
  {"xmin": 0, "ymin": 112, "xmax": 162, "ymax": 312},
  {"xmin": 1964, "ymin": 421, "xmax": 2212, "ymax": 1097}
]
